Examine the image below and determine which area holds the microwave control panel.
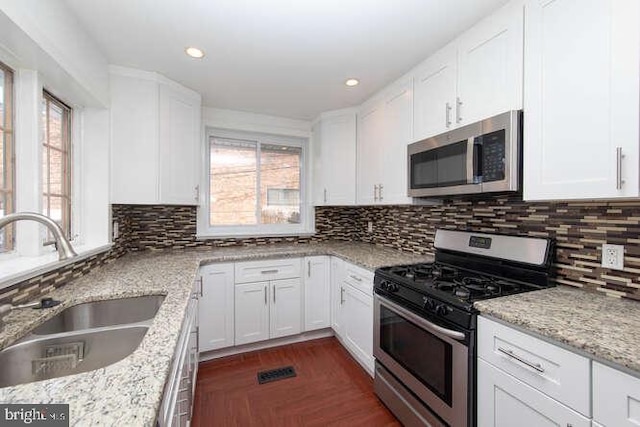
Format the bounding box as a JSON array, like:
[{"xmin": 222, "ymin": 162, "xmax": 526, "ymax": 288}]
[{"xmin": 481, "ymin": 130, "xmax": 506, "ymax": 182}]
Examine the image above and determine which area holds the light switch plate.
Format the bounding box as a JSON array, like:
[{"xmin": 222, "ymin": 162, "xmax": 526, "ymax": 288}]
[{"xmin": 601, "ymin": 244, "xmax": 624, "ymax": 270}]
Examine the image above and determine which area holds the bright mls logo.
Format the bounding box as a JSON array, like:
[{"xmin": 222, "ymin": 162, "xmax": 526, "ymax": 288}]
[{"xmin": 0, "ymin": 404, "xmax": 69, "ymax": 426}]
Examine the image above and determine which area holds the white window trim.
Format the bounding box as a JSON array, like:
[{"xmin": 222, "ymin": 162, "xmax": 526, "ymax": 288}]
[{"xmin": 197, "ymin": 127, "xmax": 314, "ymax": 239}]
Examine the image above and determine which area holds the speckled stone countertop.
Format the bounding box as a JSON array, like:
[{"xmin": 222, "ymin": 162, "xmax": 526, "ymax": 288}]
[
  {"xmin": 475, "ymin": 286, "xmax": 640, "ymax": 375},
  {"xmin": 0, "ymin": 241, "xmax": 431, "ymax": 426}
]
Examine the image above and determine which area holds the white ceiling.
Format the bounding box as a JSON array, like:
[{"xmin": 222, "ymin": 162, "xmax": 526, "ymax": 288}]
[{"xmin": 65, "ymin": 0, "xmax": 509, "ymax": 120}]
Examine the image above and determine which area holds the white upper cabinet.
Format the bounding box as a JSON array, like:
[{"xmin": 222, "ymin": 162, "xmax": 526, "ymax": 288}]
[
  {"xmin": 456, "ymin": 0, "xmax": 524, "ymax": 126},
  {"xmin": 312, "ymin": 109, "xmax": 357, "ymax": 206},
  {"xmin": 357, "ymin": 78, "xmax": 413, "ymax": 205},
  {"xmin": 413, "ymin": 45, "xmax": 457, "ymax": 141},
  {"xmin": 412, "ymin": 0, "xmax": 524, "ymax": 142},
  {"xmin": 523, "ymin": 0, "xmax": 640, "ymax": 200},
  {"xmin": 110, "ymin": 66, "xmax": 202, "ymax": 205}
]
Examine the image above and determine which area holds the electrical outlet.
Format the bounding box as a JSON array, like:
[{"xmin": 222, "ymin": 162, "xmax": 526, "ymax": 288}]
[
  {"xmin": 601, "ymin": 244, "xmax": 624, "ymax": 270},
  {"xmin": 367, "ymin": 221, "xmax": 373, "ymax": 233},
  {"xmin": 113, "ymin": 221, "xmax": 119, "ymax": 240}
]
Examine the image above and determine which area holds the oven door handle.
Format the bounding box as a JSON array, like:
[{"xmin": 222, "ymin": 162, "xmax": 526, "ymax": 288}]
[{"xmin": 378, "ymin": 295, "xmax": 466, "ymax": 342}]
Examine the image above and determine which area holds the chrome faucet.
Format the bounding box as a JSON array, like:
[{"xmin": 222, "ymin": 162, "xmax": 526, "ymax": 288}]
[{"xmin": 0, "ymin": 212, "xmax": 77, "ymax": 261}]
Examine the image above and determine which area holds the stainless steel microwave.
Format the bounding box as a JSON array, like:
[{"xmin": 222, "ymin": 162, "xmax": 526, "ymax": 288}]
[{"xmin": 408, "ymin": 110, "xmax": 521, "ymax": 197}]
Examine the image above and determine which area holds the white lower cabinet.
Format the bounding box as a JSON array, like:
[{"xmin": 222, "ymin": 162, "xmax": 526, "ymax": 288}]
[
  {"xmin": 158, "ymin": 289, "xmax": 198, "ymax": 427},
  {"xmin": 198, "ymin": 263, "xmax": 234, "ymax": 352},
  {"xmin": 343, "ymin": 283, "xmax": 374, "ymax": 374},
  {"xmin": 330, "ymin": 257, "xmax": 346, "ymax": 337},
  {"xmin": 593, "ymin": 362, "xmax": 640, "ymax": 427},
  {"xmin": 234, "ymin": 277, "xmax": 302, "ymax": 346},
  {"xmin": 304, "ymin": 256, "xmax": 331, "ymax": 331},
  {"xmin": 235, "ymin": 281, "xmax": 270, "ymax": 345},
  {"xmin": 478, "ymin": 359, "xmax": 590, "ymax": 427}
]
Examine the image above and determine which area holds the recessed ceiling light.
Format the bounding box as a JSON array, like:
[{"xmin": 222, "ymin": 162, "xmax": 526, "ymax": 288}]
[
  {"xmin": 185, "ymin": 47, "xmax": 205, "ymax": 59},
  {"xmin": 345, "ymin": 78, "xmax": 360, "ymax": 87}
]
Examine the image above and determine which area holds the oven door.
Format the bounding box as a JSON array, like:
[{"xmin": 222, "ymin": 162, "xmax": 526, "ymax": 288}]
[{"xmin": 374, "ymin": 295, "xmax": 469, "ymax": 427}]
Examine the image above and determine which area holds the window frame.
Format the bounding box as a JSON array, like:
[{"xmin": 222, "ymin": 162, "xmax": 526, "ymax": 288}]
[
  {"xmin": 41, "ymin": 89, "xmax": 73, "ymax": 242},
  {"xmin": 0, "ymin": 62, "xmax": 14, "ymax": 252},
  {"xmin": 198, "ymin": 127, "xmax": 313, "ymax": 238}
]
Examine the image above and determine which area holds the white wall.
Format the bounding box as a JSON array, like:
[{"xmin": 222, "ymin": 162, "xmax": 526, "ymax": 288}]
[
  {"xmin": 203, "ymin": 107, "xmax": 311, "ymax": 138},
  {"xmin": 0, "ymin": 0, "xmax": 109, "ymax": 106}
]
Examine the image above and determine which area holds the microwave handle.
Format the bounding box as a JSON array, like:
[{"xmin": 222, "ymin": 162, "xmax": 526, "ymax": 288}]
[{"xmin": 473, "ymin": 137, "xmax": 483, "ymax": 181}]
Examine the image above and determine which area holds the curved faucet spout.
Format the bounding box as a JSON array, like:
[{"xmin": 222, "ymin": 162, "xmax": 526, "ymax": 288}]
[{"xmin": 0, "ymin": 212, "xmax": 77, "ymax": 261}]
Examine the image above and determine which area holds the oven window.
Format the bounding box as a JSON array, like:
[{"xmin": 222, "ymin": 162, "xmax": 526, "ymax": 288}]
[
  {"xmin": 411, "ymin": 140, "xmax": 468, "ymax": 189},
  {"xmin": 379, "ymin": 306, "xmax": 453, "ymax": 405}
]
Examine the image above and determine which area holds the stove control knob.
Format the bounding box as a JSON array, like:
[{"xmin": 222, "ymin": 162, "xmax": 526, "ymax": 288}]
[
  {"xmin": 435, "ymin": 304, "xmax": 450, "ymax": 316},
  {"xmin": 423, "ymin": 297, "xmax": 436, "ymax": 310},
  {"xmin": 381, "ymin": 281, "xmax": 398, "ymax": 292}
]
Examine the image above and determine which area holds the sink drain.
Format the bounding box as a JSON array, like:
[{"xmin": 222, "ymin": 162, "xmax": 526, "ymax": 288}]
[{"xmin": 257, "ymin": 366, "xmax": 296, "ymax": 384}]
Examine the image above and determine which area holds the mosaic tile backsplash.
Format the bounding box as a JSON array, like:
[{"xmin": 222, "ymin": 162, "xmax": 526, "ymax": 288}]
[{"xmin": 4, "ymin": 196, "xmax": 640, "ymax": 304}]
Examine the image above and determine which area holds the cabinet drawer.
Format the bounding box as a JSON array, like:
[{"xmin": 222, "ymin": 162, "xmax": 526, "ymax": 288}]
[
  {"xmin": 478, "ymin": 316, "xmax": 590, "ymax": 416},
  {"xmin": 593, "ymin": 362, "xmax": 640, "ymax": 427},
  {"xmin": 234, "ymin": 258, "xmax": 301, "ymax": 283},
  {"xmin": 343, "ymin": 262, "xmax": 374, "ymax": 295}
]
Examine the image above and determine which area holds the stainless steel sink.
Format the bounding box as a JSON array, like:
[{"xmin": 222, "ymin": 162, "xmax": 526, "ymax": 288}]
[
  {"xmin": 31, "ymin": 295, "xmax": 165, "ymax": 335},
  {"xmin": 0, "ymin": 325, "xmax": 149, "ymax": 387}
]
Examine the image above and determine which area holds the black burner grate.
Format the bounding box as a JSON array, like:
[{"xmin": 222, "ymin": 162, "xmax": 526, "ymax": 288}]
[{"xmin": 257, "ymin": 366, "xmax": 297, "ymax": 384}]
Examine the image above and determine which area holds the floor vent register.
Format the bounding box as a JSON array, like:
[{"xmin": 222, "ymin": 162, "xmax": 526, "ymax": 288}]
[{"xmin": 257, "ymin": 366, "xmax": 297, "ymax": 384}]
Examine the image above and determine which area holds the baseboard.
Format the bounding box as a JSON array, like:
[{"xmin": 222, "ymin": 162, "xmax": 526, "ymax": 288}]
[{"xmin": 198, "ymin": 328, "xmax": 335, "ymax": 362}]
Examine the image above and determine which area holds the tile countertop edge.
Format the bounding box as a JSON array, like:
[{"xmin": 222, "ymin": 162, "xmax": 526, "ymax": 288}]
[
  {"xmin": 0, "ymin": 242, "xmax": 433, "ymax": 426},
  {"xmin": 474, "ymin": 285, "xmax": 640, "ymax": 379}
]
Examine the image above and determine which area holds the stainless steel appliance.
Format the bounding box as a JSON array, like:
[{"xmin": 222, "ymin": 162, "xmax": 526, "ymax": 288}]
[
  {"xmin": 373, "ymin": 229, "xmax": 554, "ymax": 427},
  {"xmin": 407, "ymin": 111, "xmax": 521, "ymax": 198}
]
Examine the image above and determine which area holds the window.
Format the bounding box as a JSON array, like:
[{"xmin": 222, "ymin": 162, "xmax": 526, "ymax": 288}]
[
  {"xmin": 0, "ymin": 63, "xmax": 14, "ymax": 252},
  {"xmin": 202, "ymin": 128, "xmax": 310, "ymax": 237},
  {"xmin": 41, "ymin": 91, "xmax": 72, "ymax": 241}
]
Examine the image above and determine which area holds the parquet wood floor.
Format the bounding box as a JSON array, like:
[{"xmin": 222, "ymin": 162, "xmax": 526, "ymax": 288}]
[{"xmin": 192, "ymin": 337, "xmax": 401, "ymax": 426}]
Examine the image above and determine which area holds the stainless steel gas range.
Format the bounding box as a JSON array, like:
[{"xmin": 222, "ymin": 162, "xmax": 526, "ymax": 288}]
[{"xmin": 373, "ymin": 229, "xmax": 554, "ymax": 427}]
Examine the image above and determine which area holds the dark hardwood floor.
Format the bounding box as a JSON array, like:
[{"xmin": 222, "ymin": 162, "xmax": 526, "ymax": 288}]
[{"xmin": 192, "ymin": 337, "xmax": 401, "ymax": 426}]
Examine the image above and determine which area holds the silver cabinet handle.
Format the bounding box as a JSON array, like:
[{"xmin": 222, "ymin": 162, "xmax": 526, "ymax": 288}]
[
  {"xmin": 456, "ymin": 97, "xmax": 463, "ymax": 123},
  {"xmin": 497, "ymin": 347, "xmax": 545, "ymax": 373},
  {"xmin": 198, "ymin": 276, "xmax": 203, "ymax": 297},
  {"xmin": 264, "ymin": 286, "xmax": 267, "ymax": 305},
  {"xmin": 340, "ymin": 287, "xmax": 345, "ymax": 305},
  {"xmin": 261, "ymin": 269, "xmax": 279, "ymax": 274},
  {"xmin": 307, "ymin": 260, "xmax": 311, "ymax": 278},
  {"xmin": 323, "ymin": 189, "xmax": 327, "ymax": 203},
  {"xmin": 445, "ymin": 102, "xmax": 452, "ymax": 128},
  {"xmin": 273, "ymin": 286, "xmax": 276, "ymax": 304},
  {"xmin": 194, "ymin": 184, "xmax": 199, "ymax": 202},
  {"xmin": 616, "ymin": 147, "xmax": 625, "ymax": 189},
  {"xmin": 378, "ymin": 184, "xmax": 383, "ymax": 201},
  {"xmin": 373, "ymin": 184, "xmax": 379, "ymax": 202},
  {"xmin": 349, "ymin": 274, "xmax": 362, "ymax": 282}
]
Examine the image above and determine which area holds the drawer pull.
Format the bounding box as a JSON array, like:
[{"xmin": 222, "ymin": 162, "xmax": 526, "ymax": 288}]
[
  {"xmin": 349, "ymin": 275, "xmax": 362, "ymax": 282},
  {"xmin": 497, "ymin": 347, "xmax": 545, "ymax": 373},
  {"xmin": 261, "ymin": 269, "xmax": 279, "ymax": 274}
]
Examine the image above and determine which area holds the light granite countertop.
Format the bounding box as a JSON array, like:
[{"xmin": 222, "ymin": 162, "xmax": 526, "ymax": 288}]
[
  {"xmin": 474, "ymin": 286, "xmax": 640, "ymax": 376},
  {"xmin": 0, "ymin": 241, "xmax": 431, "ymax": 426}
]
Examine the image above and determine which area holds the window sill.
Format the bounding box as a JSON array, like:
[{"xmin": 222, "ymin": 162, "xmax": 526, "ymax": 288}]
[
  {"xmin": 0, "ymin": 242, "xmax": 113, "ymax": 291},
  {"xmin": 196, "ymin": 229, "xmax": 316, "ymax": 240}
]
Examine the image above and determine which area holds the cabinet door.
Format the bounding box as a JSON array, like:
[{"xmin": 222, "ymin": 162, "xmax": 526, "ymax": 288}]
[
  {"xmin": 234, "ymin": 281, "xmax": 269, "ymax": 345},
  {"xmin": 323, "ymin": 113, "xmax": 357, "ymax": 205},
  {"xmin": 413, "ymin": 45, "xmax": 457, "ymax": 141},
  {"xmin": 457, "ymin": 0, "xmax": 523, "ymax": 125},
  {"xmin": 343, "ymin": 284, "xmax": 374, "ymax": 374},
  {"xmin": 523, "ymin": 0, "xmax": 640, "ymax": 200},
  {"xmin": 357, "ymin": 101, "xmax": 385, "ymax": 205},
  {"xmin": 304, "ymin": 256, "xmax": 331, "ymax": 331},
  {"xmin": 198, "ymin": 263, "xmax": 234, "ymax": 352},
  {"xmin": 330, "ymin": 257, "xmax": 346, "ymax": 337},
  {"xmin": 477, "ymin": 359, "xmax": 591, "ymax": 427},
  {"xmin": 593, "ymin": 362, "xmax": 640, "ymax": 427},
  {"xmin": 270, "ymin": 278, "xmax": 302, "ymax": 339},
  {"xmin": 159, "ymin": 83, "xmax": 201, "ymax": 205},
  {"xmin": 380, "ymin": 79, "xmax": 413, "ymax": 205},
  {"xmin": 110, "ymin": 73, "xmax": 160, "ymax": 204}
]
